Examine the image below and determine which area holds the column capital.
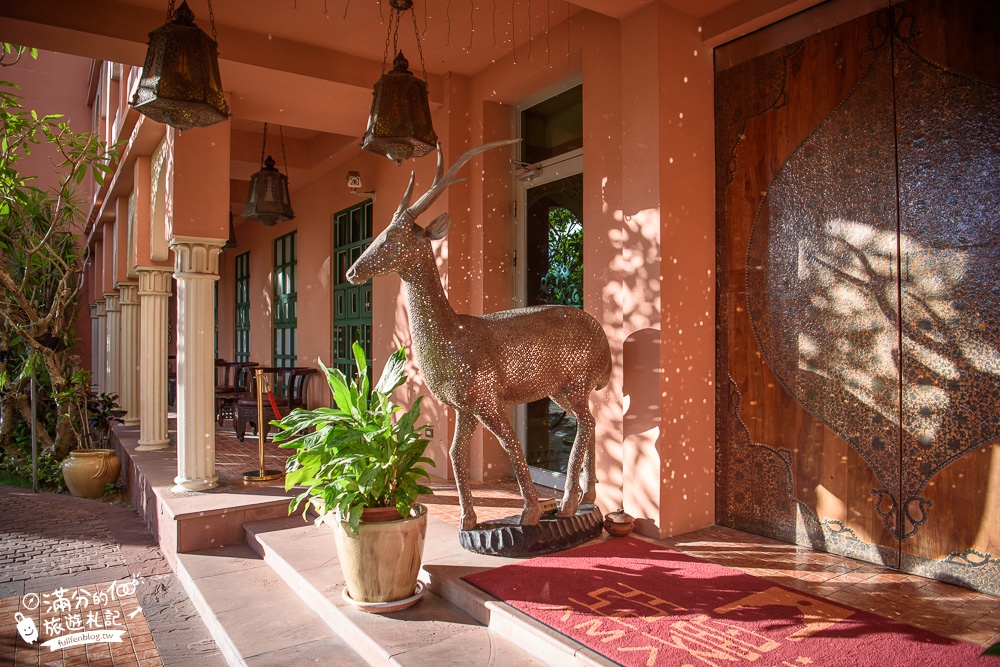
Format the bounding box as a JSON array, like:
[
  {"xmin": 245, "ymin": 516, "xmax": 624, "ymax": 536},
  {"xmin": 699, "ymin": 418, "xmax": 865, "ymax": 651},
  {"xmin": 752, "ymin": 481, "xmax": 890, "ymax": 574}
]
[
  {"xmin": 118, "ymin": 282, "xmax": 140, "ymax": 306},
  {"xmin": 89, "ymin": 303, "xmax": 99, "ymax": 317},
  {"xmin": 95, "ymin": 300, "xmax": 106, "ymax": 316},
  {"xmin": 103, "ymin": 292, "xmax": 120, "ymax": 312},
  {"xmin": 137, "ymin": 266, "xmax": 174, "ymax": 296},
  {"xmin": 169, "ymin": 236, "xmax": 226, "ymax": 278}
]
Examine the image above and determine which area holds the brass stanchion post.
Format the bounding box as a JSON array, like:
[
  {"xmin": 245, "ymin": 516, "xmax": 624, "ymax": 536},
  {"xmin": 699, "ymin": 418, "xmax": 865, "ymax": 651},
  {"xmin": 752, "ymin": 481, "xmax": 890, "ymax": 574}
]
[{"xmin": 243, "ymin": 368, "xmax": 282, "ymax": 481}]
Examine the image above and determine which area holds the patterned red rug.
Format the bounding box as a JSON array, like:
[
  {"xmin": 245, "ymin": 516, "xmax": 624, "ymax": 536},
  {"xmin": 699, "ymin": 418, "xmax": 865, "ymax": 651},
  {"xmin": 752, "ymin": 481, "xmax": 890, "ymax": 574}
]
[{"xmin": 464, "ymin": 536, "xmax": 986, "ymax": 667}]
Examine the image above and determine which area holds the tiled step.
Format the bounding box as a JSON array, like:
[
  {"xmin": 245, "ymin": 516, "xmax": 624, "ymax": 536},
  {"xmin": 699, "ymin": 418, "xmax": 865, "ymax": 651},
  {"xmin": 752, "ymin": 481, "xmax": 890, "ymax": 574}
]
[
  {"xmin": 174, "ymin": 542, "xmax": 369, "ymax": 666},
  {"xmin": 245, "ymin": 514, "xmax": 616, "ymax": 667}
]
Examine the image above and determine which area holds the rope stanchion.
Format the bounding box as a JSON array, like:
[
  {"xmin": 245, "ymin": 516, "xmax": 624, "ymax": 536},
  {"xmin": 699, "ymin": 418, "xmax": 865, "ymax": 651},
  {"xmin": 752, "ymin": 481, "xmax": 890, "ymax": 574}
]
[{"xmin": 243, "ymin": 368, "xmax": 283, "ymax": 482}]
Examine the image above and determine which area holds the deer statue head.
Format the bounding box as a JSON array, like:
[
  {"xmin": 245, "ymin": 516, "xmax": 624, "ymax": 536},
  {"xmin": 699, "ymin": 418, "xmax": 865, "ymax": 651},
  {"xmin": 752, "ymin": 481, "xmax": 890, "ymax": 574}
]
[{"xmin": 345, "ymin": 140, "xmax": 518, "ymax": 285}]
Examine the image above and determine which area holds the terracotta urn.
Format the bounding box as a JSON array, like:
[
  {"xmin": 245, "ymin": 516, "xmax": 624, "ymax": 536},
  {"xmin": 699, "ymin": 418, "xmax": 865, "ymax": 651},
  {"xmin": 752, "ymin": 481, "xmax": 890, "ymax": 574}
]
[
  {"xmin": 62, "ymin": 449, "xmax": 121, "ymax": 498},
  {"xmin": 603, "ymin": 508, "xmax": 635, "ymax": 537}
]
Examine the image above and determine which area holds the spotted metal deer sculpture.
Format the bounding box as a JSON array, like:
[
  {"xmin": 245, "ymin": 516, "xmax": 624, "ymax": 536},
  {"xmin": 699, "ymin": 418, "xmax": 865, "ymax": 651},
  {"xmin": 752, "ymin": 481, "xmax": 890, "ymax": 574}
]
[{"xmin": 346, "ymin": 141, "xmax": 612, "ymax": 530}]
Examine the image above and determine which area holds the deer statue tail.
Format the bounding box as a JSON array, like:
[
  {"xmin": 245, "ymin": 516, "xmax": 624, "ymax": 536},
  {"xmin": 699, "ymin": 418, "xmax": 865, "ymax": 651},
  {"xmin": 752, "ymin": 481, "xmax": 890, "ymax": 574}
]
[{"xmin": 404, "ymin": 139, "xmax": 520, "ymax": 220}]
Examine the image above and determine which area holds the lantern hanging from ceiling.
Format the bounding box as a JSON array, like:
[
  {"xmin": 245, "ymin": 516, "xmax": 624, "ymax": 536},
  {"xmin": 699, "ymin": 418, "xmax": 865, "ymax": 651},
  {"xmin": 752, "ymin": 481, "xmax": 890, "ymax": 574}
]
[
  {"xmin": 243, "ymin": 123, "xmax": 295, "ymax": 226},
  {"xmin": 361, "ymin": 0, "xmax": 437, "ymax": 165},
  {"xmin": 131, "ymin": 0, "xmax": 229, "ymax": 131}
]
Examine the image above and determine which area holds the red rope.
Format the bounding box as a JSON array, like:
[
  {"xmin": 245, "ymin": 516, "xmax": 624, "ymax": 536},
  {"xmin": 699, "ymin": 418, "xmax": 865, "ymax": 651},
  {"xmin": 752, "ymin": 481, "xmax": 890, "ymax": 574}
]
[{"xmin": 267, "ymin": 391, "xmax": 282, "ymax": 419}]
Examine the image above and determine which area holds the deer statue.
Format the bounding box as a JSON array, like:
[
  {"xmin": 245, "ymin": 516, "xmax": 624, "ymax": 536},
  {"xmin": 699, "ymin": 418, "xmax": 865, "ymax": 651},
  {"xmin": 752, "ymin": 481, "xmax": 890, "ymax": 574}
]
[{"xmin": 346, "ymin": 140, "xmax": 612, "ymax": 531}]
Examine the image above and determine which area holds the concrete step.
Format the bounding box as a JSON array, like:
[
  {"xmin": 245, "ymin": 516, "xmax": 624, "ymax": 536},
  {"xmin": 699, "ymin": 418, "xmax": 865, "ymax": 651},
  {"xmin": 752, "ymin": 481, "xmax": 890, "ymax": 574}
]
[
  {"xmin": 174, "ymin": 542, "xmax": 369, "ymax": 667},
  {"xmin": 245, "ymin": 514, "xmax": 616, "ymax": 667}
]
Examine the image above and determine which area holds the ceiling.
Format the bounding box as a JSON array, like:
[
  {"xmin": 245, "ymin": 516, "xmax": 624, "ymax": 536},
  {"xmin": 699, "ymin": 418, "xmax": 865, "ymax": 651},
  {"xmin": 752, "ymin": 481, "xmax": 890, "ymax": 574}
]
[{"xmin": 1, "ymin": 0, "xmax": 759, "ymax": 215}]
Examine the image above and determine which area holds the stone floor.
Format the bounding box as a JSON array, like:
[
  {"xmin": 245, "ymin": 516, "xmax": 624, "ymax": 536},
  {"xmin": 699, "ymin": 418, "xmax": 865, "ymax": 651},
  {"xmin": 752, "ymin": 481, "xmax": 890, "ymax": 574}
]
[
  {"xmin": 5, "ymin": 421, "xmax": 997, "ymax": 666},
  {"xmin": 214, "ymin": 423, "xmax": 1000, "ymax": 648},
  {"xmin": 0, "ymin": 487, "xmax": 226, "ymax": 667}
]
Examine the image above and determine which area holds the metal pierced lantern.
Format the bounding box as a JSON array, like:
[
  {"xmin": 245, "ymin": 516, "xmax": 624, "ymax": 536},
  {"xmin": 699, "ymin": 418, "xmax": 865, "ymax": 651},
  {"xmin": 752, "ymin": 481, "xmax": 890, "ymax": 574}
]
[
  {"xmin": 361, "ymin": 0, "xmax": 437, "ymax": 165},
  {"xmin": 242, "ymin": 123, "xmax": 294, "ymax": 226},
  {"xmin": 131, "ymin": 0, "xmax": 229, "ymax": 131}
]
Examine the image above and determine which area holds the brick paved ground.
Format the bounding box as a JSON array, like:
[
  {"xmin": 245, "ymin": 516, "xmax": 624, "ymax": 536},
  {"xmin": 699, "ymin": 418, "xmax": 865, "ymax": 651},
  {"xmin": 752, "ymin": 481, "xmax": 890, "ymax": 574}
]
[{"xmin": 0, "ymin": 487, "xmax": 226, "ymax": 667}]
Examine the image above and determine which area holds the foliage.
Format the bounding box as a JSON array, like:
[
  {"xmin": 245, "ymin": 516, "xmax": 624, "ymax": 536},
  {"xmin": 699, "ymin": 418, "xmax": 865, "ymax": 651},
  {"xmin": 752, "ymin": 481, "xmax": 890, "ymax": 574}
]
[
  {"xmin": 0, "ymin": 46, "xmax": 117, "ymax": 460},
  {"xmin": 86, "ymin": 391, "xmax": 127, "ymax": 449},
  {"xmin": 539, "ymin": 207, "xmax": 583, "ymax": 308},
  {"xmin": 0, "ymin": 450, "xmax": 66, "ymax": 491},
  {"xmin": 275, "ymin": 342, "xmax": 434, "ymax": 534},
  {"xmin": 0, "ymin": 44, "xmax": 37, "ymax": 68},
  {"xmin": 984, "ymin": 642, "xmax": 1000, "ymax": 656}
]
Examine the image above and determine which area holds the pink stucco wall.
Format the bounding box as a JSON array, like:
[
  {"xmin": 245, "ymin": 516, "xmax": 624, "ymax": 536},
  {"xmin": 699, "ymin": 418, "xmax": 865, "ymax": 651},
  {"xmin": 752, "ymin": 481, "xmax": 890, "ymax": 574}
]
[
  {"xmin": 218, "ymin": 5, "xmax": 717, "ymax": 537},
  {"xmin": 13, "ymin": 4, "xmax": 718, "ymax": 538}
]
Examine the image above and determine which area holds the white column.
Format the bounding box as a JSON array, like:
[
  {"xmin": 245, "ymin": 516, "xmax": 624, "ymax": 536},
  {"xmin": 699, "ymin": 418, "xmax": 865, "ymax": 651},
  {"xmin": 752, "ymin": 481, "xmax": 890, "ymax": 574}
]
[
  {"xmin": 95, "ymin": 300, "xmax": 107, "ymax": 395},
  {"xmin": 104, "ymin": 292, "xmax": 120, "ymax": 397},
  {"xmin": 170, "ymin": 237, "xmax": 224, "ymax": 492},
  {"xmin": 89, "ymin": 304, "xmax": 100, "ymax": 391},
  {"xmin": 137, "ymin": 267, "xmax": 173, "ymax": 451},
  {"xmin": 118, "ymin": 282, "xmax": 140, "ymax": 425}
]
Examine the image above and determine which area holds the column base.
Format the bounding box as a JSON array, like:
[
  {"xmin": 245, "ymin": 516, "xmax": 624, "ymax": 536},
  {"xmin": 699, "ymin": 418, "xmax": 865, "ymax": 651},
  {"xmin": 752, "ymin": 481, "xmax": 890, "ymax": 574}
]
[
  {"xmin": 172, "ymin": 475, "xmax": 219, "ymax": 492},
  {"xmin": 136, "ymin": 438, "xmax": 171, "ymax": 451},
  {"xmin": 123, "ymin": 418, "xmax": 140, "ymax": 426}
]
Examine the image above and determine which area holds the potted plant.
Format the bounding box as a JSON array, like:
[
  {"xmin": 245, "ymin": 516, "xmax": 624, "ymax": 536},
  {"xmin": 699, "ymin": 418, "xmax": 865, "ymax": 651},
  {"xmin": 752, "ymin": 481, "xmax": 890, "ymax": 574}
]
[
  {"xmin": 61, "ymin": 390, "xmax": 124, "ymax": 498},
  {"xmin": 275, "ymin": 342, "xmax": 434, "ymax": 610}
]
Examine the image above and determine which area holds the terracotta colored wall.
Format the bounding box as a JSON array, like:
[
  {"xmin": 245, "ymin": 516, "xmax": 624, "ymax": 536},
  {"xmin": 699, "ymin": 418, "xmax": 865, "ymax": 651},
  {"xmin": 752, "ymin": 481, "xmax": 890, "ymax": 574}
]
[
  {"xmin": 223, "ymin": 147, "xmax": 455, "ymax": 475},
  {"xmin": 212, "ymin": 4, "xmax": 716, "ymax": 528},
  {"xmin": 168, "ymin": 125, "xmax": 230, "ymax": 241},
  {"xmin": 655, "ymin": 3, "xmax": 717, "ymax": 536}
]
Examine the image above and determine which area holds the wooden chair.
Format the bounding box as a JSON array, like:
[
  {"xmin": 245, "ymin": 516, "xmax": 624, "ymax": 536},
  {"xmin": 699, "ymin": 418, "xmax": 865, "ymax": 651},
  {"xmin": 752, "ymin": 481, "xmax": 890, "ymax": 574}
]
[
  {"xmin": 235, "ymin": 367, "xmax": 317, "ymax": 442},
  {"xmin": 215, "ymin": 361, "xmax": 259, "ymax": 427}
]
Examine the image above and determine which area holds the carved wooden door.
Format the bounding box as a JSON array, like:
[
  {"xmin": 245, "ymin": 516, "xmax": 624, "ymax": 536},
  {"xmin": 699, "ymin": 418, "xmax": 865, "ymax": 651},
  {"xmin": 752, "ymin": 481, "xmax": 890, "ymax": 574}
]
[{"xmin": 715, "ymin": 0, "xmax": 999, "ymax": 595}]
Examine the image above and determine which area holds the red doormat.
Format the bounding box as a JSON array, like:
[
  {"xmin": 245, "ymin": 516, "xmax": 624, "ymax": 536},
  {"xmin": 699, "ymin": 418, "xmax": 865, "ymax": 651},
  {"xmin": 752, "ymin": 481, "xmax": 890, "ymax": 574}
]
[{"xmin": 464, "ymin": 537, "xmax": 986, "ymax": 667}]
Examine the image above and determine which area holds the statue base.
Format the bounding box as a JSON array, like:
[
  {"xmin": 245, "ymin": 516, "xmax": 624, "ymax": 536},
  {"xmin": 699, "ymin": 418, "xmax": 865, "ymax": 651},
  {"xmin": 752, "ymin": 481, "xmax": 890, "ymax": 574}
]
[{"xmin": 459, "ymin": 504, "xmax": 603, "ymax": 557}]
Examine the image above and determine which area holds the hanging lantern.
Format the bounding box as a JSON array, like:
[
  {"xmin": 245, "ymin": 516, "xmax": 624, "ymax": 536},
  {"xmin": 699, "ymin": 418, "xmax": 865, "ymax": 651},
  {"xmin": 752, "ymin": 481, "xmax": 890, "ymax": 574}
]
[
  {"xmin": 361, "ymin": 0, "xmax": 437, "ymax": 165},
  {"xmin": 243, "ymin": 123, "xmax": 294, "ymax": 226},
  {"xmin": 131, "ymin": 0, "xmax": 229, "ymax": 131}
]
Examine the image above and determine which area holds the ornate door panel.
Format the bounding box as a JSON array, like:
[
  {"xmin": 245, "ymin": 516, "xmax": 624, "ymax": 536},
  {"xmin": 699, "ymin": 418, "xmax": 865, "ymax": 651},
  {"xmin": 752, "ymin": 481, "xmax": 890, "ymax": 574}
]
[
  {"xmin": 893, "ymin": 0, "xmax": 1000, "ymax": 592},
  {"xmin": 715, "ymin": 0, "xmax": 1000, "ymax": 594}
]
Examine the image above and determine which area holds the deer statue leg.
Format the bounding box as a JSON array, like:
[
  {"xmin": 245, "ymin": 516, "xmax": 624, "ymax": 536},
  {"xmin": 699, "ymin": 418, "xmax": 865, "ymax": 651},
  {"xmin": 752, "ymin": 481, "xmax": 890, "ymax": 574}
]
[
  {"xmin": 475, "ymin": 404, "xmax": 542, "ymax": 526},
  {"xmin": 581, "ymin": 440, "xmax": 597, "ymax": 505},
  {"xmin": 554, "ymin": 387, "xmax": 597, "ymax": 517},
  {"xmin": 449, "ymin": 410, "xmax": 480, "ymax": 530}
]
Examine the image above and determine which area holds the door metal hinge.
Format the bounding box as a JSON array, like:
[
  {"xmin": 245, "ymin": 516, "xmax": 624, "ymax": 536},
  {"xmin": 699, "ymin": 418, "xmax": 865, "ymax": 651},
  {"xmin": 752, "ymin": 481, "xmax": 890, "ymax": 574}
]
[{"xmin": 512, "ymin": 249, "xmax": 517, "ymax": 267}]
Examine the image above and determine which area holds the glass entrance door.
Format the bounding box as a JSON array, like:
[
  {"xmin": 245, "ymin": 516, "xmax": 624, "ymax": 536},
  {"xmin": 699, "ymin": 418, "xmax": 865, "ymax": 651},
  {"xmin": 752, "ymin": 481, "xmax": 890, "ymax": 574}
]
[{"xmin": 516, "ymin": 158, "xmax": 583, "ymax": 490}]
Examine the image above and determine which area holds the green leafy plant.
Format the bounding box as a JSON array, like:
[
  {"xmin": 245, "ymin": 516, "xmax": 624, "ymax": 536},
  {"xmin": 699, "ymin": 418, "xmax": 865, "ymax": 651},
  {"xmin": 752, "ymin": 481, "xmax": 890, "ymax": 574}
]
[
  {"xmin": 0, "ymin": 449, "xmax": 65, "ymax": 491},
  {"xmin": 539, "ymin": 207, "xmax": 583, "ymax": 308},
  {"xmin": 274, "ymin": 342, "xmax": 434, "ymax": 534},
  {"xmin": 0, "ymin": 46, "xmax": 117, "ymax": 461},
  {"xmin": 85, "ymin": 391, "xmax": 127, "ymax": 449}
]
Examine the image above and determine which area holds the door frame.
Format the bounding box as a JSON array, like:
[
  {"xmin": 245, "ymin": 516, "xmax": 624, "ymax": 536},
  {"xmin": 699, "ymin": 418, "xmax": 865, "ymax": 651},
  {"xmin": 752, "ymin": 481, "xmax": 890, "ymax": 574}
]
[{"xmin": 513, "ymin": 150, "xmax": 584, "ymax": 491}]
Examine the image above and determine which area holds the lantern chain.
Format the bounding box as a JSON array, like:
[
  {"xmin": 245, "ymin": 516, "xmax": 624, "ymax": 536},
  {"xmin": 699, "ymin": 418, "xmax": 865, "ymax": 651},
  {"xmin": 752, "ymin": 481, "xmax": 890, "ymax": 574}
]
[
  {"xmin": 166, "ymin": 0, "xmax": 175, "ymax": 22},
  {"xmin": 279, "ymin": 125, "xmax": 290, "ymax": 177},
  {"xmin": 207, "ymin": 0, "xmax": 218, "ymax": 43},
  {"xmin": 260, "ymin": 122, "xmax": 269, "ymax": 168},
  {"xmin": 381, "ymin": 10, "xmax": 393, "ymax": 73},
  {"xmin": 410, "ymin": 6, "xmax": 428, "ymax": 83}
]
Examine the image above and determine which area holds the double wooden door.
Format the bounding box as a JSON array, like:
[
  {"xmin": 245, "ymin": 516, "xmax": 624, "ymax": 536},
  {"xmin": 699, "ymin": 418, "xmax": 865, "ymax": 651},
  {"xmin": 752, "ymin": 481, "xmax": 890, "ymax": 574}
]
[{"xmin": 715, "ymin": 0, "xmax": 999, "ymax": 595}]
